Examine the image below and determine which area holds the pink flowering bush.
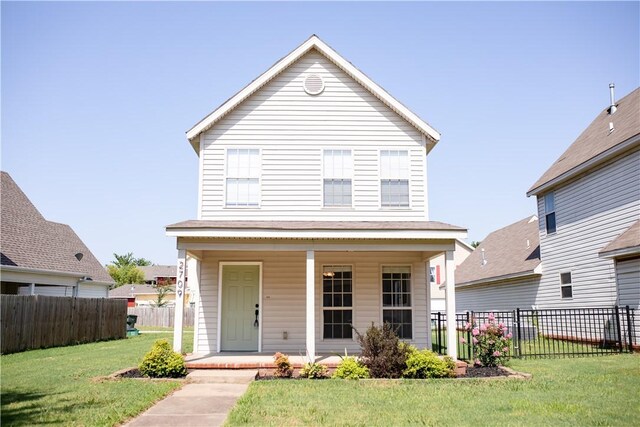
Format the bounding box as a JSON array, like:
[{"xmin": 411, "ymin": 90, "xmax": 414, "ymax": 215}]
[{"xmin": 464, "ymin": 313, "xmax": 512, "ymax": 367}]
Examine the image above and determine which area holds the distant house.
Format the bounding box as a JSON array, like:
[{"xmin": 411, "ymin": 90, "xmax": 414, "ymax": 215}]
[
  {"xmin": 430, "ymin": 240, "xmax": 474, "ymax": 311},
  {"xmin": 109, "ymin": 265, "xmax": 193, "ymax": 307},
  {"xmin": 0, "ymin": 172, "xmax": 113, "ymax": 297},
  {"xmin": 455, "ymin": 216, "xmax": 542, "ymax": 311},
  {"xmin": 527, "ymin": 86, "xmax": 639, "ymax": 310}
]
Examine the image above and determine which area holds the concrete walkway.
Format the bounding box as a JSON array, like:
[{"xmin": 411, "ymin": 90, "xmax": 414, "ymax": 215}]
[{"xmin": 125, "ymin": 370, "xmax": 256, "ymax": 427}]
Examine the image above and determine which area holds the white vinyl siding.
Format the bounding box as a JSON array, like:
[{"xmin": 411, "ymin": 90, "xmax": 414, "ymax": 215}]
[
  {"xmin": 536, "ymin": 148, "xmax": 640, "ymax": 308},
  {"xmin": 199, "ymin": 50, "xmax": 427, "ymax": 220},
  {"xmin": 455, "ymin": 277, "xmax": 541, "ymax": 312},
  {"xmin": 616, "ymin": 258, "xmax": 640, "ymax": 310},
  {"xmin": 16, "ymin": 284, "xmax": 108, "ymax": 298},
  {"xmin": 194, "ymin": 250, "xmax": 429, "ymax": 354}
]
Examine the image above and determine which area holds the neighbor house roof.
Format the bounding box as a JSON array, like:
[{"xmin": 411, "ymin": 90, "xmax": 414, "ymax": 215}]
[
  {"xmin": 456, "ymin": 216, "xmax": 541, "ymax": 287},
  {"xmin": 109, "ymin": 284, "xmax": 175, "ymax": 298},
  {"xmin": 528, "ymin": 87, "xmax": 640, "ymax": 196},
  {"xmin": 138, "ymin": 265, "xmax": 179, "ymax": 281},
  {"xmin": 599, "ymin": 220, "xmax": 640, "ymax": 259},
  {"xmin": 186, "ymin": 35, "xmax": 440, "ymax": 152},
  {"xmin": 0, "ymin": 172, "xmax": 113, "ymax": 283}
]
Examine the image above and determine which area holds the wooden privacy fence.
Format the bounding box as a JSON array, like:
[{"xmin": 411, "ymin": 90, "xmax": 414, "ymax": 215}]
[
  {"xmin": 128, "ymin": 306, "xmax": 195, "ymax": 328},
  {"xmin": 1, "ymin": 295, "xmax": 127, "ymax": 354}
]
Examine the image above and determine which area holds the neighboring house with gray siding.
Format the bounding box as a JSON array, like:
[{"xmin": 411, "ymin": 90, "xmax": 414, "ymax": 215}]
[
  {"xmin": 527, "ymin": 86, "xmax": 639, "ymax": 310},
  {"xmin": 455, "ymin": 216, "xmax": 542, "ymax": 312},
  {"xmin": 0, "ymin": 172, "xmax": 113, "ymax": 297},
  {"xmin": 167, "ymin": 35, "xmax": 468, "ymax": 360}
]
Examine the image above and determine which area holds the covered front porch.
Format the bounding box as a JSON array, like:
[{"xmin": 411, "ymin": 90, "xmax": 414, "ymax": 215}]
[{"xmin": 167, "ymin": 221, "xmax": 467, "ymax": 361}]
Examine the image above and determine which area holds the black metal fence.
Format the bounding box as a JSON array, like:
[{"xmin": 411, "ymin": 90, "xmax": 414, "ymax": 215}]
[{"xmin": 432, "ymin": 306, "xmax": 638, "ymax": 360}]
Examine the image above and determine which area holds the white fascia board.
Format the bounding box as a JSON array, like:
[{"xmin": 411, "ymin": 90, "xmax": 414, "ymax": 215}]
[
  {"xmin": 455, "ymin": 270, "xmax": 542, "ymax": 288},
  {"xmin": 186, "ymin": 35, "xmax": 441, "ymax": 144},
  {"xmin": 599, "ymin": 245, "xmax": 640, "ymax": 260},
  {"xmin": 178, "ymin": 242, "xmax": 457, "ymax": 252},
  {"xmin": 166, "ymin": 228, "xmax": 467, "ymax": 240},
  {"xmin": 0, "ymin": 265, "xmax": 88, "ymax": 279},
  {"xmin": 527, "ymin": 134, "xmax": 640, "ymax": 197}
]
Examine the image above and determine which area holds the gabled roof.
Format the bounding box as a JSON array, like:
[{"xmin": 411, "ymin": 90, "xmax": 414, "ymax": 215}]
[
  {"xmin": 0, "ymin": 172, "xmax": 112, "ymax": 283},
  {"xmin": 528, "ymin": 87, "xmax": 640, "ymax": 196},
  {"xmin": 186, "ymin": 35, "xmax": 440, "ymax": 151},
  {"xmin": 599, "ymin": 220, "xmax": 640, "ymax": 259},
  {"xmin": 138, "ymin": 265, "xmax": 179, "ymax": 280},
  {"xmin": 456, "ymin": 216, "xmax": 541, "ymax": 287}
]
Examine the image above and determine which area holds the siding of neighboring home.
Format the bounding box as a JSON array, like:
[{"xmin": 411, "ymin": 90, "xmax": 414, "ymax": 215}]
[
  {"xmin": 456, "ymin": 277, "xmax": 541, "ymax": 312},
  {"xmin": 195, "ymin": 250, "xmax": 429, "ymax": 354},
  {"xmin": 536, "ymin": 148, "xmax": 640, "ymax": 308},
  {"xmin": 77, "ymin": 284, "xmax": 109, "ymax": 298},
  {"xmin": 17, "ymin": 283, "xmax": 108, "ymax": 298},
  {"xmin": 429, "ymin": 241, "xmax": 473, "ymax": 311},
  {"xmin": 199, "ymin": 50, "xmax": 428, "ymax": 221},
  {"xmin": 616, "ymin": 258, "xmax": 640, "ymax": 309}
]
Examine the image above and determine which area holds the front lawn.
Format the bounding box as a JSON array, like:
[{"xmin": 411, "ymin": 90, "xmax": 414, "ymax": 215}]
[
  {"xmin": 227, "ymin": 354, "xmax": 640, "ymax": 426},
  {"xmin": 1, "ymin": 331, "xmax": 193, "ymax": 426}
]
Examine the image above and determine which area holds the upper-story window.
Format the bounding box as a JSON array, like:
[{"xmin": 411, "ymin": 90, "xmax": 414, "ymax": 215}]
[
  {"xmin": 380, "ymin": 150, "xmax": 409, "ymax": 208},
  {"xmin": 323, "ymin": 149, "xmax": 352, "ymax": 207},
  {"xmin": 544, "ymin": 192, "xmax": 556, "ymax": 234},
  {"xmin": 226, "ymin": 148, "xmax": 260, "ymax": 207}
]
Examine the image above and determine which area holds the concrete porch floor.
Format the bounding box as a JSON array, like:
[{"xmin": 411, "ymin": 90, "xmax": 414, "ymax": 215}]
[{"xmin": 185, "ymin": 353, "xmax": 344, "ymax": 369}]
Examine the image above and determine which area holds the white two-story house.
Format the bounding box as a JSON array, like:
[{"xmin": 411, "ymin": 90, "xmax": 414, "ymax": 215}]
[
  {"xmin": 527, "ymin": 86, "xmax": 639, "ymax": 311},
  {"xmin": 167, "ymin": 36, "xmax": 467, "ymax": 360}
]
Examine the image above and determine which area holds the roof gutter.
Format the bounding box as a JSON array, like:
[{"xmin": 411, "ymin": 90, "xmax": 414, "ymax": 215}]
[
  {"xmin": 598, "ymin": 246, "xmax": 640, "ymax": 260},
  {"xmin": 455, "ymin": 268, "xmax": 542, "ymax": 288},
  {"xmin": 527, "ymin": 133, "xmax": 640, "ymax": 197}
]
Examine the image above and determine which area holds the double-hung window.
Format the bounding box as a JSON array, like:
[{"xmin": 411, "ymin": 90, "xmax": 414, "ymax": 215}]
[
  {"xmin": 382, "ymin": 266, "xmax": 412, "ymax": 339},
  {"xmin": 322, "ymin": 265, "xmax": 353, "ymax": 339},
  {"xmin": 380, "ymin": 150, "xmax": 409, "ymax": 208},
  {"xmin": 544, "ymin": 192, "xmax": 556, "ymax": 234},
  {"xmin": 560, "ymin": 272, "xmax": 572, "ymax": 299},
  {"xmin": 226, "ymin": 149, "xmax": 260, "ymax": 207},
  {"xmin": 323, "ymin": 150, "xmax": 352, "ymax": 207}
]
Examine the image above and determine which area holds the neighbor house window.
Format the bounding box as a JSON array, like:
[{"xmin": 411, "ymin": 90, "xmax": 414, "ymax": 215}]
[
  {"xmin": 560, "ymin": 272, "xmax": 572, "ymax": 299},
  {"xmin": 380, "ymin": 150, "xmax": 409, "ymax": 207},
  {"xmin": 323, "ymin": 150, "xmax": 352, "ymax": 207},
  {"xmin": 323, "ymin": 265, "xmax": 353, "ymax": 339},
  {"xmin": 429, "ymin": 265, "xmax": 441, "ymax": 285},
  {"xmin": 382, "ymin": 266, "xmax": 412, "ymax": 339},
  {"xmin": 226, "ymin": 149, "xmax": 260, "ymax": 207},
  {"xmin": 544, "ymin": 192, "xmax": 556, "ymax": 234}
]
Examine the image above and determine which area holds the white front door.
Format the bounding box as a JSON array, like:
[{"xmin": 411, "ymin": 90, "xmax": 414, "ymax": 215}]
[{"xmin": 221, "ymin": 264, "xmax": 260, "ymax": 351}]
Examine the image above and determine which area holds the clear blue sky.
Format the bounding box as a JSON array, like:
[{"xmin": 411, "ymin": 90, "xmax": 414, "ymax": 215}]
[{"xmin": 2, "ymin": 2, "xmax": 638, "ymax": 266}]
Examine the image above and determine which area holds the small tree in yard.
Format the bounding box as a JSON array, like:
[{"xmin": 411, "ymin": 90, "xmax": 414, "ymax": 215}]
[
  {"xmin": 150, "ymin": 283, "xmax": 171, "ymax": 307},
  {"xmin": 464, "ymin": 312, "xmax": 512, "ymax": 367}
]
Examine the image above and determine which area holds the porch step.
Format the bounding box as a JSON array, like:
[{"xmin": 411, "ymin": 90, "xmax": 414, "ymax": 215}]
[{"xmin": 187, "ymin": 369, "xmax": 257, "ymax": 384}]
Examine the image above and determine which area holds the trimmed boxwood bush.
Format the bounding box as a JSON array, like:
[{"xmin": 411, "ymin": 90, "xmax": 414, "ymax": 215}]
[
  {"xmin": 333, "ymin": 357, "xmax": 370, "ymax": 379},
  {"xmin": 139, "ymin": 339, "xmax": 187, "ymax": 378},
  {"xmin": 402, "ymin": 346, "xmax": 456, "ymax": 379}
]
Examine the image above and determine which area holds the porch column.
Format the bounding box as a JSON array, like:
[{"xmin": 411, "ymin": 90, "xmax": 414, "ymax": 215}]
[
  {"xmin": 425, "ymin": 261, "xmax": 432, "ymax": 349},
  {"xmin": 444, "ymin": 250, "xmax": 457, "ymax": 358},
  {"xmin": 187, "ymin": 256, "xmax": 200, "ymax": 354},
  {"xmin": 173, "ymin": 249, "xmax": 187, "ymax": 352},
  {"xmin": 29, "ymin": 283, "xmax": 35, "ymax": 296},
  {"xmin": 306, "ymin": 250, "xmax": 315, "ymax": 361}
]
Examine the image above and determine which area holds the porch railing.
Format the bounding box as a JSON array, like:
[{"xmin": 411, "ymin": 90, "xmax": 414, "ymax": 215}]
[{"xmin": 431, "ymin": 306, "xmax": 638, "ymax": 360}]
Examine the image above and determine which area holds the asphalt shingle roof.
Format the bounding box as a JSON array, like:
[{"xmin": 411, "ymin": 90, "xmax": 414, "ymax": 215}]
[
  {"xmin": 456, "ymin": 216, "xmax": 541, "ymax": 286},
  {"xmin": 0, "ymin": 172, "xmax": 112, "ymax": 283},
  {"xmin": 600, "ymin": 220, "xmax": 640, "ymax": 256},
  {"xmin": 529, "ymin": 88, "xmax": 640, "ymax": 195},
  {"xmin": 167, "ymin": 220, "xmax": 465, "ymax": 231},
  {"xmin": 138, "ymin": 265, "xmax": 179, "ymax": 280}
]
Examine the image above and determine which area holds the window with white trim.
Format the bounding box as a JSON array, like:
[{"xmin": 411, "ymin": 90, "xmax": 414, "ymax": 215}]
[
  {"xmin": 323, "ymin": 150, "xmax": 352, "ymax": 207},
  {"xmin": 322, "ymin": 265, "xmax": 353, "ymax": 339},
  {"xmin": 560, "ymin": 272, "xmax": 572, "ymax": 299},
  {"xmin": 382, "ymin": 266, "xmax": 412, "ymax": 339},
  {"xmin": 544, "ymin": 192, "xmax": 556, "ymax": 234},
  {"xmin": 226, "ymin": 149, "xmax": 260, "ymax": 207},
  {"xmin": 380, "ymin": 150, "xmax": 409, "ymax": 207}
]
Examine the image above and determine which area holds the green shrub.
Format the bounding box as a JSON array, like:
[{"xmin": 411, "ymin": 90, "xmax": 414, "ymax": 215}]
[
  {"xmin": 273, "ymin": 352, "xmax": 293, "ymax": 378},
  {"xmin": 139, "ymin": 339, "xmax": 187, "ymax": 378},
  {"xmin": 333, "ymin": 357, "xmax": 370, "ymax": 379},
  {"xmin": 299, "ymin": 362, "xmax": 328, "ymax": 379},
  {"xmin": 355, "ymin": 323, "xmax": 409, "ymax": 378},
  {"xmin": 402, "ymin": 349, "xmax": 456, "ymax": 379}
]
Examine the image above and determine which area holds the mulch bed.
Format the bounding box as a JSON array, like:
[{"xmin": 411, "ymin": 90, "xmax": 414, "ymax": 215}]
[
  {"xmin": 461, "ymin": 366, "xmax": 512, "ymax": 378},
  {"xmin": 93, "ymin": 367, "xmax": 188, "ymax": 382}
]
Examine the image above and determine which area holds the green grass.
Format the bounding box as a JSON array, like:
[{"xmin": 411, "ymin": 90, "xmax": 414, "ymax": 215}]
[
  {"xmin": 226, "ymin": 354, "xmax": 640, "ymax": 426},
  {"xmin": 1, "ymin": 331, "xmax": 193, "ymax": 426}
]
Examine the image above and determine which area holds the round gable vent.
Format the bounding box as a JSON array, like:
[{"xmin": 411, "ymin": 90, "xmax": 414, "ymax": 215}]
[{"xmin": 303, "ymin": 74, "xmax": 324, "ymax": 95}]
